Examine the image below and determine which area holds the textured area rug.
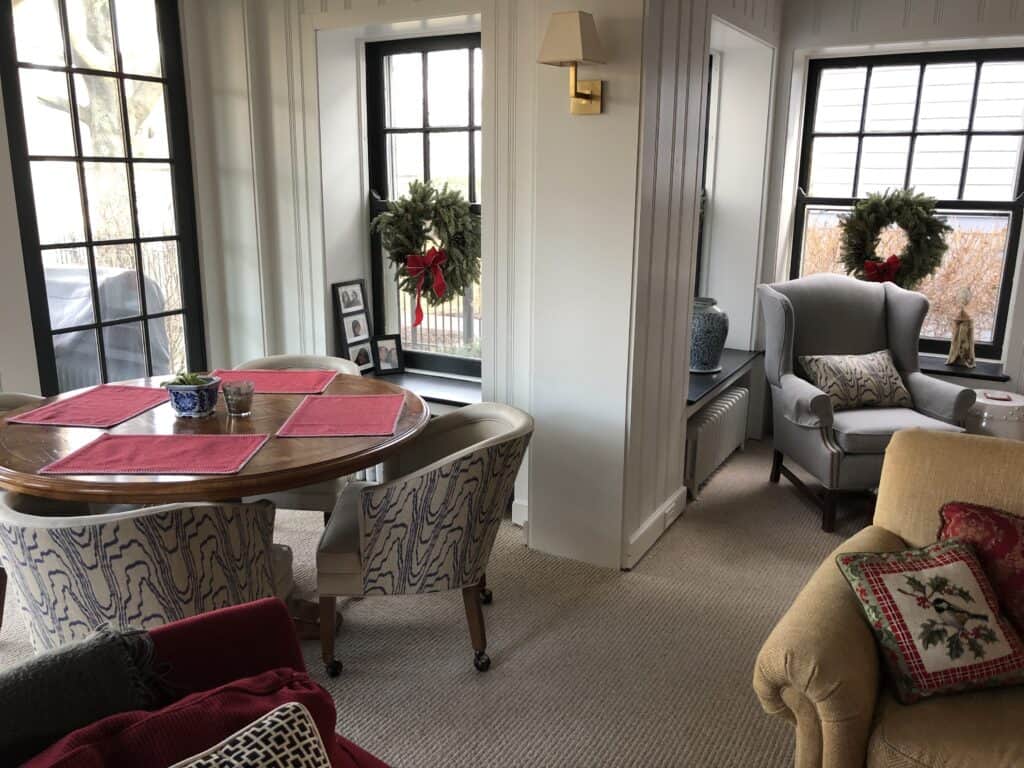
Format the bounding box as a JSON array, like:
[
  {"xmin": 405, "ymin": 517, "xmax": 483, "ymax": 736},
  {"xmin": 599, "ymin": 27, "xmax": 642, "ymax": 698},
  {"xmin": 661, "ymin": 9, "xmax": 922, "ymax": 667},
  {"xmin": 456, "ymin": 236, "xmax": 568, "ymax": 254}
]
[{"xmin": 0, "ymin": 441, "xmax": 871, "ymax": 767}]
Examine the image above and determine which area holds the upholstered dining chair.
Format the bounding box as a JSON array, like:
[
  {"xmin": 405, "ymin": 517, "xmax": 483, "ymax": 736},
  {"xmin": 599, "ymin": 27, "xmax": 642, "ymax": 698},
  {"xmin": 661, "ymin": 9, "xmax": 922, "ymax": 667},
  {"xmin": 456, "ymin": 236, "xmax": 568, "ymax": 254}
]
[
  {"xmin": 236, "ymin": 354, "xmax": 360, "ymax": 516},
  {"xmin": 758, "ymin": 273, "xmax": 976, "ymax": 532},
  {"xmin": 0, "ymin": 496, "xmax": 276, "ymax": 651},
  {"xmin": 316, "ymin": 402, "xmax": 533, "ymax": 676}
]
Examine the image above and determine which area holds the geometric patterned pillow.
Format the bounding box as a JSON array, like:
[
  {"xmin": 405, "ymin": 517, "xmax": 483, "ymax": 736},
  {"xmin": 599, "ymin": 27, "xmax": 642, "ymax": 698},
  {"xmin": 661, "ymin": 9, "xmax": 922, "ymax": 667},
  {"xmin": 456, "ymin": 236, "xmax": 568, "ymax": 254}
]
[
  {"xmin": 169, "ymin": 702, "xmax": 331, "ymax": 768},
  {"xmin": 836, "ymin": 539, "xmax": 1024, "ymax": 704},
  {"xmin": 799, "ymin": 348, "xmax": 913, "ymax": 412},
  {"xmin": 940, "ymin": 502, "xmax": 1024, "ymax": 634}
]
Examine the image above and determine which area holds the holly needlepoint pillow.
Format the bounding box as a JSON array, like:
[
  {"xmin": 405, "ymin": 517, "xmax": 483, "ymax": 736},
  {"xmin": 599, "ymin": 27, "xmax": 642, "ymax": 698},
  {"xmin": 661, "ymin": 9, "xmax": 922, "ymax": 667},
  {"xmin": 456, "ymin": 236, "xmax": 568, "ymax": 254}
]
[
  {"xmin": 939, "ymin": 502, "xmax": 1024, "ymax": 634},
  {"xmin": 837, "ymin": 539, "xmax": 1024, "ymax": 703}
]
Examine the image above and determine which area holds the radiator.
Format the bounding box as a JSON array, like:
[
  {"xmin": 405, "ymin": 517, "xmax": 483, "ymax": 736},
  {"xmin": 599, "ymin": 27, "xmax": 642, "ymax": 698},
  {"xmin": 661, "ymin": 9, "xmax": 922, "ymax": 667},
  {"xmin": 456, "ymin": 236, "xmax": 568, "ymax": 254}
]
[{"xmin": 686, "ymin": 386, "xmax": 749, "ymax": 496}]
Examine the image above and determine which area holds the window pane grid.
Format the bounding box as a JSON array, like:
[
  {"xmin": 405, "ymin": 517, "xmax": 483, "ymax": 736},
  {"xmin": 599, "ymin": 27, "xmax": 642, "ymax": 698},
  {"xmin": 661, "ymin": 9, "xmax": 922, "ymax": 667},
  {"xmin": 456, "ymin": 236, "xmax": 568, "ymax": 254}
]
[
  {"xmin": 367, "ymin": 35, "xmax": 482, "ymax": 374},
  {"xmin": 8, "ymin": 0, "xmax": 188, "ymax": 389},
  {"xmin": 795, "ymin": 50, "xmax": 1024, "ymax": 359}
]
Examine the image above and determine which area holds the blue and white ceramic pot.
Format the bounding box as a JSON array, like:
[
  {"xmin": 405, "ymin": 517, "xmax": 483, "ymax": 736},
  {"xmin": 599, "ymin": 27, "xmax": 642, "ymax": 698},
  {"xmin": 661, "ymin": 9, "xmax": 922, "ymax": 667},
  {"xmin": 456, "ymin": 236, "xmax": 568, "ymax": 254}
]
[
  {"xmin": 690, "ymin": 297, "xmax": 729, "ymax": 374},
  {"xmin": 166, "ymin": 377, "xmax": 221, "ymax": 418}
]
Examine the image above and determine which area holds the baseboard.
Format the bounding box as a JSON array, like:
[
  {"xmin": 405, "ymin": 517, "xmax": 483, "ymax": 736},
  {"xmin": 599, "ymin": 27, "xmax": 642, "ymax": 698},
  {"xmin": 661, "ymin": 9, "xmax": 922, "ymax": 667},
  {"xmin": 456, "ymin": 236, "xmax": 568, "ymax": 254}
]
[
  {"xmin": 511, "ymin": 499, "xmax": 528, "ymax": 527},
  {"xmin": 622, "ymin": 486, "xmax": 687, "ymax": 569}
]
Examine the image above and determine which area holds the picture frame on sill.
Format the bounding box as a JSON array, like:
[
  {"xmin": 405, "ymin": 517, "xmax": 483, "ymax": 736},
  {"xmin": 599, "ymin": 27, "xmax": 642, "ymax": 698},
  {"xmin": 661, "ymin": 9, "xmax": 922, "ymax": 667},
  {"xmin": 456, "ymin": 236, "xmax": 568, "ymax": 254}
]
[
  {"xmin": 347, "ymin": 341, "xmax": 375, "ymax": 373},
  {"xmin": 332, "ymin": 279, "xmax": 371, "ymax": 360},
  {"xmin": 371, "ymin": 334, "xmax": 404, "ymax": 375},
  {"xmin": 334, "ymin": 279, "xmax": 366, "ymax": 314}
]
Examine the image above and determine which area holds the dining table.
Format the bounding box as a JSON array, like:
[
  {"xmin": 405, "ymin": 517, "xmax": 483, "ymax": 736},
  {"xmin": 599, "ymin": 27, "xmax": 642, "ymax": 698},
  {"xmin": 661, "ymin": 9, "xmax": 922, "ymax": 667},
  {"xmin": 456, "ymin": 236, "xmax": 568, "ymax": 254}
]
[
  {"xmin": 0, "ymin": 373, "xmax": 429, "ymax": 505},
  {"xmin": 0, "ymin": 372, "xmax": 430, "ymax": 637}
]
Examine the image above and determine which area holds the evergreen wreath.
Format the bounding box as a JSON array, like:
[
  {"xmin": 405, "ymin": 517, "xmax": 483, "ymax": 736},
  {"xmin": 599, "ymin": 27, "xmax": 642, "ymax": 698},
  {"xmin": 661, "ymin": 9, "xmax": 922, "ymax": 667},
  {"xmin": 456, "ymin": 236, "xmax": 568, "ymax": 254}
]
[
  {"xmin": 370, "ymin": 180, "xmax": 481, "ymax": 314},
  {"xmin": 838, "ymin": 189, "xmax": 951, "ymax": 290}
]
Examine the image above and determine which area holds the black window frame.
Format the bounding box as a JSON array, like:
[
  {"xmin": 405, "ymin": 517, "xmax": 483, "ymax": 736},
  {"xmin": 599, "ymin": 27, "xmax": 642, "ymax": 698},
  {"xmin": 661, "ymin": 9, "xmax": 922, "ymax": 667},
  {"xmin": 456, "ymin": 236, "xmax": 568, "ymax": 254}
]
[
  {"xmin": 0, "ymin": 0, "xmax": 206, "ymax": 395},
  {"xmin": 365, "ymin": 32, "xmax": 481, "ymax": 379},
  {"xmin": 792, "ymin": 48, "xmax": 1024, "ymax": 361}
]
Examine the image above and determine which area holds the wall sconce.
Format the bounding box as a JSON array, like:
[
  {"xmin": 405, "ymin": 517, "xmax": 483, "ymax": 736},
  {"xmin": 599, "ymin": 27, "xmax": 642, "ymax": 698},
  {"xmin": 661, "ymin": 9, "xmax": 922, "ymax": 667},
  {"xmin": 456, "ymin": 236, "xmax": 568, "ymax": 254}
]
[{"xmin": 538, "ymin": 11, "xmax": 605, "ymax": 115}]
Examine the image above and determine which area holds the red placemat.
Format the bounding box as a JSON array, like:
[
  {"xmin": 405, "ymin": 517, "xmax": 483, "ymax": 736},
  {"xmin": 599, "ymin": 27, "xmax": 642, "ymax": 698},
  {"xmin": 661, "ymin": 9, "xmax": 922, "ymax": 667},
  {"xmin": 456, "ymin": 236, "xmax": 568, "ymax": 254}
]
[
  {"xmin": 8, "ymin": 385, "xmax": 168, "ymax": 429},
  {"xmin": 210, "ymin": 369, "xmax": 338, "ymax": 394},
  {"xmin": 277, "ymin": 394, "xmax": 405, "ymax": 437},
  {"xmin": 40, "ymin": 434, "xmax": 270, "ymax": 475}
]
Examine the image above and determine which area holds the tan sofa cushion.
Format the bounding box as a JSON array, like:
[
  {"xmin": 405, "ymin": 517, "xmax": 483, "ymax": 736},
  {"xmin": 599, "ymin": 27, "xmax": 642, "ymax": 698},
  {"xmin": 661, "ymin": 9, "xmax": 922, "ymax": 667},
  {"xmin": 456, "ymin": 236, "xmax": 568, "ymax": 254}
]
[{"xmin": 867, "ymin": 687, "xmax": 1024, "ymax": 767}]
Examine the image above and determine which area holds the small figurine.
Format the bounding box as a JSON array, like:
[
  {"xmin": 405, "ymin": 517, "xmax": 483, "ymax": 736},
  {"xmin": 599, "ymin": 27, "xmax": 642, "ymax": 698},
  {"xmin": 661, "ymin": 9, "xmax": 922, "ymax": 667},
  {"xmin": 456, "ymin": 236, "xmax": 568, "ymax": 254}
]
[{"xmin": 946, "ymin": 287, "xmax": 976, "ymax": 368}]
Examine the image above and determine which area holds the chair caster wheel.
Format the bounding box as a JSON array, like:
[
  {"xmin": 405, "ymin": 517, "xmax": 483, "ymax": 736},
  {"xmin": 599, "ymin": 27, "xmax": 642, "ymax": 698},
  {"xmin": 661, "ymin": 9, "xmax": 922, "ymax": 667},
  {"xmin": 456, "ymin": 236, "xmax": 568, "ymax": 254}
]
[
  {"xmin": 480, "ymin": 588, "xmax": 493, "ymax": 605},
  {"xmin": 473, "ymin": 651, "xmax": 491, "ymax": 672},
  {"xmin": 325, "ymin": 659, "xmax": 342, "ymax": 677}
]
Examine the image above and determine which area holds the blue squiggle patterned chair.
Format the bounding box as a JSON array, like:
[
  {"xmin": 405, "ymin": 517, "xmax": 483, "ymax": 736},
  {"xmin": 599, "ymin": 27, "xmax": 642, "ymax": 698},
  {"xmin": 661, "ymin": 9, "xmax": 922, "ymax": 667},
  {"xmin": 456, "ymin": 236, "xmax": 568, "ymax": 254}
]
[
  {"xmin": 0, "ymin": 498, "xmax": 276, "ymax": 651},
  {"xmin": 316, "ymin": 402, "xmax": 533, "ymax": 675}
]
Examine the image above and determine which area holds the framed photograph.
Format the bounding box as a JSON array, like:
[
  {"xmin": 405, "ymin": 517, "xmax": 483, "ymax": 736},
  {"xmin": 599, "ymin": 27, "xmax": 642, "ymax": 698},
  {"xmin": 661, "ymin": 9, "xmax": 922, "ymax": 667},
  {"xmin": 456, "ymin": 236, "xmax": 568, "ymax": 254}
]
[
  {"xmin": 333, "ymin": 280, "xmax": 366, "ymax": 315},
  {"xmin": 371, "ymin": 334, "xmax": 404, "ymax": 375},
  {"xmin": 347, "ymin": 341, "xmax": 375, "ymax": 373},
  {"xmin": 342, "ymin": 312, "xmax": 370, "ymax": 344},
  {"xmin": 331, "ymin": 280, "xmax": 372, "ymax": 358}
]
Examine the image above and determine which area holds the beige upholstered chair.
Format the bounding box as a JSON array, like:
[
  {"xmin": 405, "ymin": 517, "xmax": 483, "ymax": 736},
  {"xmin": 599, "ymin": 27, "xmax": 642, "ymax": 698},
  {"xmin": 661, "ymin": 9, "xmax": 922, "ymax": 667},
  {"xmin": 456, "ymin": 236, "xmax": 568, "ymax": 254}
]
[
  {"xmin": 0, "ymin": 392, "xmax": 43, "ymax": 412},
  {"xmin": 236, "ymin": 354, "xmax": 360, "ymax": 515},
  {"xmin": 316, "ymin": 402, "xmax": 533, "ymax": 676},
  {"xmin": 0, "ymin": 496, "xmax": 277, "ymax": 651},
  {"xmin": 754, "ymin": 430, "xmax": 1024, "ymax": 767}
]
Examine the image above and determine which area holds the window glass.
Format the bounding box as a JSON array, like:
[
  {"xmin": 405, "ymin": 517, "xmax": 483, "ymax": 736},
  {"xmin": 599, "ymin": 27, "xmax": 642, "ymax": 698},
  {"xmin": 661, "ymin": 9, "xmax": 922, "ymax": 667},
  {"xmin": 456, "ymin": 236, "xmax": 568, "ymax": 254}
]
[{"xmin": 813, "ymin": 67, "xmax": 866, "ymax": 133}]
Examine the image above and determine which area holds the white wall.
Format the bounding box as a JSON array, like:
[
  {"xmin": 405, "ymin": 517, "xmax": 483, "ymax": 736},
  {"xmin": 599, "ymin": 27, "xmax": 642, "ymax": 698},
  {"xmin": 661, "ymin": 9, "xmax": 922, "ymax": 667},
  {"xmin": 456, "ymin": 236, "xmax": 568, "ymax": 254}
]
[
  {"xmin": 0, "ymin": 88, "xmax": 41, "ymax": 394},
  {"xmin": 765, "ymin": 0, "xmax": 1024, "ymax": 385},
  {"xmin": 703, "ymin": 18, "xmax": 775, "ymax": 351}
]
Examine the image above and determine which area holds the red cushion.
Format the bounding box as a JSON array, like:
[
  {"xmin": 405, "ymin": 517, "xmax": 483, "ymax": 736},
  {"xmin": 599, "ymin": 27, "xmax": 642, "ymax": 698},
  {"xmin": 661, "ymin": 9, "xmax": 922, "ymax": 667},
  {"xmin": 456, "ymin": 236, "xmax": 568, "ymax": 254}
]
[
  {"xmin": 22, "ymin": 668, "xmax": 378, "ymax": 768},
  {"xmin": 148, "ymin": 597, "xmax": 307, "ymax": 696},
  {"xmin": 940, "ymin": 502, "xmax": 1024, "ymax": 632}
]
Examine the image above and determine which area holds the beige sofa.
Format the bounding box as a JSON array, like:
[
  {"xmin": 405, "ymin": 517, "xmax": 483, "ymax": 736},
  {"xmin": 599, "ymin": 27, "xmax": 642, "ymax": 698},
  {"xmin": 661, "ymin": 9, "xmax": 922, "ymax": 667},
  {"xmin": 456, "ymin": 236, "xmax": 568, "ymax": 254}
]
[{"xmin": 754, "ymin": 429, "xmax": 1024, "ymax": 768}]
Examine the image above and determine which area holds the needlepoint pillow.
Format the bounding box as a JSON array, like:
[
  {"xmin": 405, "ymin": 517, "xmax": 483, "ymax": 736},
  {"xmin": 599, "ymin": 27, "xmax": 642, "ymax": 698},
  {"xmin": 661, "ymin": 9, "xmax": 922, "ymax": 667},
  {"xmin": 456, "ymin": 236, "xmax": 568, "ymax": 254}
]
[
  {"xmin": 799, "ymin": 349, "xmax": 913, "ymax": 412},
  {"xmin": 939, "ymin": 502, "xmax": 1024, "ymax": 634},
  {"xmin": 836, "ymin": 539, "xmax": 1024, "ymax": 703}
]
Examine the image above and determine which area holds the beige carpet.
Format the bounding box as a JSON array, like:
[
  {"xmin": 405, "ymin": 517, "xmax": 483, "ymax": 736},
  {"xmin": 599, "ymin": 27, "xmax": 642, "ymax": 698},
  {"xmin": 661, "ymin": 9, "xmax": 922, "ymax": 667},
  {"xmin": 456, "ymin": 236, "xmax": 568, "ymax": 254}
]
[{"xmin": 0, "ymin": 442, "xmax": 872, "ymax": 767}]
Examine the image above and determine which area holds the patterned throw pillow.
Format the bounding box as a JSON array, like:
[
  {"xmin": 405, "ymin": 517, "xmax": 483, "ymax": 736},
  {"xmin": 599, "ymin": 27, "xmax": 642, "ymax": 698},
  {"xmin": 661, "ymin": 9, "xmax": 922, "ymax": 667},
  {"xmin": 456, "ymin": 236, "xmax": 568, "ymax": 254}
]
[
  {"xmin": 940, "ymin": 502, "xmax": 1024, "ymax": 634},
  {"xmin": 170, "ymin": 702, "xmax": 331, "ymax": 768},
  {"xmin": 799, "ymin": 349, "xmax": 913, "ymax": 412},
  {"xmin": 837, "ymin": 539, "xmax": 1024, "ymax": 703}
]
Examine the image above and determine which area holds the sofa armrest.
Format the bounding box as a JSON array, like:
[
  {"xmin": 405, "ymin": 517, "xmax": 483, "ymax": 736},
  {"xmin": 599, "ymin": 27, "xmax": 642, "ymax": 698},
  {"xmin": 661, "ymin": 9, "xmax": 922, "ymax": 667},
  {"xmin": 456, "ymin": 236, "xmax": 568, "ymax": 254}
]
[
  {"xmin": 775, "ymin": 374, "xmax": 834, "ymax": 428},
  {"xmin": 753, "ymin": 525, "xmax": 905, "ymax": 768},
  {"xmin": 149, "ymin": 598, "xmax": 305, "ymax": 699},
  {"xmin": 904, "ymin": 372, "xmax": 976, "ymax": 426}
]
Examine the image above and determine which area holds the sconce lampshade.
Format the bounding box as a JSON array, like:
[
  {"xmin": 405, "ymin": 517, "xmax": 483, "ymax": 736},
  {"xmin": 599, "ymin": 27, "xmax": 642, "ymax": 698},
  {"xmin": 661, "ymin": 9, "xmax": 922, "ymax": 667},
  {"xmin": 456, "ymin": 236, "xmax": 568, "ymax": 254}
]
[{"xmin": 537, "ymin": 11, "xmax": 605, "ymax": 66}]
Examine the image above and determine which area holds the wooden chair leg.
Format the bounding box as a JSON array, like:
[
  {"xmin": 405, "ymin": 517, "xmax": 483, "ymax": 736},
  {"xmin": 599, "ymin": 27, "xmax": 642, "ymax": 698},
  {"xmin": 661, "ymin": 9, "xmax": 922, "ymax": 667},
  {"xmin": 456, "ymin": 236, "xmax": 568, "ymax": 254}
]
[
  {"xmin": 0, "ymin": 566, "xmax": 6, "ymax": 633},
  {"xmin": 821, "ymin": 490, "xmax": 838, "ymax": 533},
  {"xmin": 462, "ymin": 584, "xmax": 490, "ymax": 671},
  {"xmin": 319, "ymin": 596, "xmax": 341, "ymax": 677},
  {"xmin": 479, "ymin": 572, "xmax": 493, "ymax": 605},
  {"xmin": 769, "ymin": 450, "xmax": 784, "ymax": 483}
]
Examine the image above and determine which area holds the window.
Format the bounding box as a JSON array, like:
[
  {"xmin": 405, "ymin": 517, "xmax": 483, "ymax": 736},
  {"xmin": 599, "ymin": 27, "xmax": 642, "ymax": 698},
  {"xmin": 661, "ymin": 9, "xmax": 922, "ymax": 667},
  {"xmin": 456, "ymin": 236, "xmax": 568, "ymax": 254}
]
[
  {"xmin": 0, "ymin": 0, "xmax": 205, "ymax": 394},
  {"xmin": 792, "ymin": 50, "xmax": 1024, "ymax": 360},
  {"xmin": 365, "ymin": 33, "xmax": 481, "ymax": 377}
]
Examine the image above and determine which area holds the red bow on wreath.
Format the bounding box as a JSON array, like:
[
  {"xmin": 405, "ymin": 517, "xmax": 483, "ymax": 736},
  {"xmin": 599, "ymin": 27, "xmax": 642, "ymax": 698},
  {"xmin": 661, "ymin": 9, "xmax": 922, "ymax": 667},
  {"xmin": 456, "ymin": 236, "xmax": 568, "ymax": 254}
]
[
  {"xmin": 864, "ymin": 254, "xmax": 901, "ymax": 283},
  {"xmin": 405, "ymin": 247, "xmax": 448, "ymax": 327}
]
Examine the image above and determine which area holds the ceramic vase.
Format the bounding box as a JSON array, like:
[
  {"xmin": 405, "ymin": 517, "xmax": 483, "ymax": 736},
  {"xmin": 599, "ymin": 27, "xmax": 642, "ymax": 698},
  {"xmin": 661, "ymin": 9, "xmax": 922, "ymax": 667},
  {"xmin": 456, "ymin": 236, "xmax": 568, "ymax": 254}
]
[
  {"xmin": 166, "ymin": 377, "xmax": 221, "ymax": 418},
  {"xmin": 690, "ymin": 297, "xmax": 729, "ymax": 374}
]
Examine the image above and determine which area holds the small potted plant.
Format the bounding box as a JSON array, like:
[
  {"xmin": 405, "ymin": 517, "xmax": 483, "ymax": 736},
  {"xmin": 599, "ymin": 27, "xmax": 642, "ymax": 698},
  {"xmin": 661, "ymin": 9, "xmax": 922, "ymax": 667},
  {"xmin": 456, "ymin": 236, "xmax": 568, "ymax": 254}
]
[{"xmin": 162, "ymin": 372, "xmax": 221, "ymax": 418}]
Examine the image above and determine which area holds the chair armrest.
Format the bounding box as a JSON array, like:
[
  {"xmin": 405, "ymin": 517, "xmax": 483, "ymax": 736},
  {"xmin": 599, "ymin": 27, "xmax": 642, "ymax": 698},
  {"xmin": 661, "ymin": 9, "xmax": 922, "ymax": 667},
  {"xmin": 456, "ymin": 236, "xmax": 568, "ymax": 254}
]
[
  {"xmin": 776, "ymin": 374, "xmax": 834, "ymax": 428},
  {"xmin": 904, "ymin": 372, "xmax": 976, "ymax": 425},
  {"xmin": 753, "ymin": 525, "xmax": 905, "ymax": 768}
]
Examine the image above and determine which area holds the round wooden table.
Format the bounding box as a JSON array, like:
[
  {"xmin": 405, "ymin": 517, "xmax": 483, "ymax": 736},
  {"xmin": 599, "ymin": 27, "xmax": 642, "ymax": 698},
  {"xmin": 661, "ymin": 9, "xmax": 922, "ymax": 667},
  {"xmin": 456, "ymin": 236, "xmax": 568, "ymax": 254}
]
[{"xmin": 0, "ymin": 374, "xmax": 430, "ymax": 505}]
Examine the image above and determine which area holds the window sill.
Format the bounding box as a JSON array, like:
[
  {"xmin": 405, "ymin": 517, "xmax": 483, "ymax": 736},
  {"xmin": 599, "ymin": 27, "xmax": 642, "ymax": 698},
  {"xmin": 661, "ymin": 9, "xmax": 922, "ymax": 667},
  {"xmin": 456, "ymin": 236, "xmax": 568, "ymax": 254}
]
[
  {"xmin": 919, "ymin": 353, "xmax": 1010, "ymax": 383},
  {"xmin": 368, "ymin": 370, "xmax": 481, "ymax": 408}
]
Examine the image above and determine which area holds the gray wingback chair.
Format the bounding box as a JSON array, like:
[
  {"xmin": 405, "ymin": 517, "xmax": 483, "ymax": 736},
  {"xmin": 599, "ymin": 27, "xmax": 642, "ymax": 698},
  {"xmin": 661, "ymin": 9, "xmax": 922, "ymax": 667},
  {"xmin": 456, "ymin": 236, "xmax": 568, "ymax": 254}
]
[{"xmin": 757, "ymin": 274, "xmax": 975, "ymax": 532}]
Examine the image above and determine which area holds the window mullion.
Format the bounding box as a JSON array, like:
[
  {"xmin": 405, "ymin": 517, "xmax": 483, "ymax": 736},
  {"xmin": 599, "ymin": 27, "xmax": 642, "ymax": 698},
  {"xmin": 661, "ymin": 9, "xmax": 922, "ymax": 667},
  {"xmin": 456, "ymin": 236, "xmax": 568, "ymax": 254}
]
[
  {"xmin": 108, "ymin": 0, "xmax": 154, "ymax": 377},
  {"xmin": 957, "ymin": 62, "xmax": 982, "ymax": 201},
  {"xmin": 467, "ymin": 47, "xmax": 476, "ymax": 203},
  {"xmin": 56, "ymin": 0, "xmax": 109, "ymax": 383},
  {"xmin": 421, "ymin": 51, "xmax": 430, "ymax": 181},
  {"xmin": 904, "ymin": 64, "xmax": 924, "ymax": 190},
  {"xmin": 850, "ymin": 66, "xmax": 873, "ymax": 198}
]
